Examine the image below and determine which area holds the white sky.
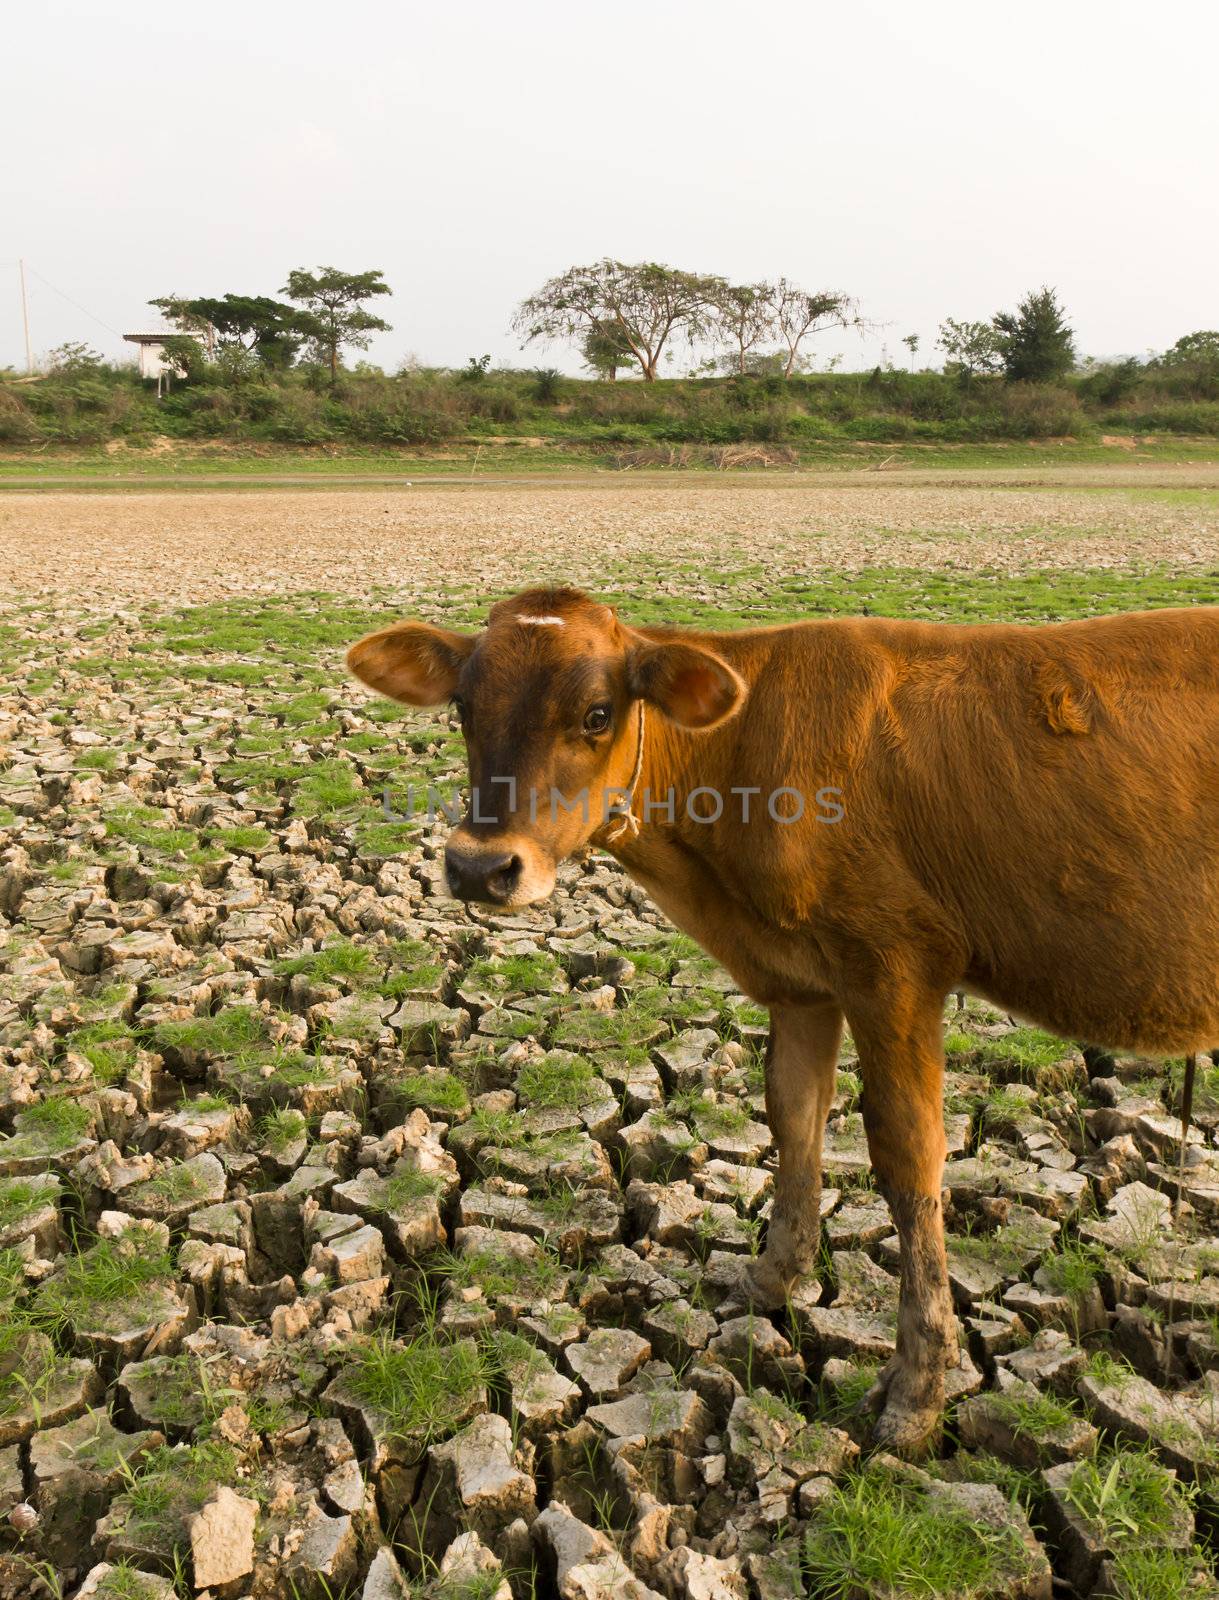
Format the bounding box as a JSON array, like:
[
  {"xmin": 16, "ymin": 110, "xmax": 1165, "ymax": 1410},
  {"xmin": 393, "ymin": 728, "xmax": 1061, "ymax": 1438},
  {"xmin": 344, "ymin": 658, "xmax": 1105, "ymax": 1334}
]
[{"xmin": 3, "ymin": 0, "xmax": 1216, "ymax": 375}]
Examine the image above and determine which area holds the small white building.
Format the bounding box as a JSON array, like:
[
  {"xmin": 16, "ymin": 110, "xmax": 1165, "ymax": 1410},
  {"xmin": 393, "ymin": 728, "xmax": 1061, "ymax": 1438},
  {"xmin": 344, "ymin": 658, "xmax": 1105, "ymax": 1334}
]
[{"xmin": 122, "ymin": 329, "xmax": 211, "ymax": 381}]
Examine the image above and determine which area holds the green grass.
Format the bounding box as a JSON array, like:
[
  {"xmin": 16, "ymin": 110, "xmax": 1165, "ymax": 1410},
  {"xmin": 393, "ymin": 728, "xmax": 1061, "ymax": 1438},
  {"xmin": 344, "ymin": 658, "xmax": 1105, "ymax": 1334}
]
[
  {"xmin": 75, "ymin": 746, "xmax": 119, "ymax": 770},
  {"xmin": 65, "ymin": 1020, "xmax": 135, "ymax": 1083},
  {"xmin": 680, "ymin": 1093, "xmax": 755, "ymax": 1138},
  {"xmin": 987, "ymin": 1388, "xmax": 1079, "ymax": 1440},
  {"xmin": 515, "ymin": 1052, "xmax": 604, "ymax": 1110},
  {"xmin": 938, "ymin": 1452, "xmax": 1045, "ymax": 1520},
  {"xmin": 432, "ymin": 1240, "xmax": 566, "ymax": 1302},
  {"xmin": 151, "ymin": 1004, "xmax": 269, "ymax": 1057},
  {"xmin": 339, "ymin": 1331, "xmax": 487, "ymax": 1449},
  {"xmin": 801, "ymin": 1466, "xmax": 1041, "ymax": 1599},
  {"xmin": 153, "ymin": 593, "xmax": 401, "ymax": 658},
  {"xmin": 139, "ymin": 1162, "xmax": 216, "ymax": 1203},
  {"xmin": 207, "ymin": 823, "xmax": 273, "ymax": 852},
  {"xmin": 0, "ymin": 1248, "xmax": 26, "ymax": 1304},
  {"xmin": 968, "ymin": 1027, "xmax": 1075, "ymax": 1077},
  {"xmin": 813, "ymin": 1363, "xmax": 879, "ymax": 1427},
  {"xmin": 380, "ymin": 1168, "xmax": 446, "ymax": 1210},
  {"xmin": 388, "ymin": 1071, "xmax": 470, "ymax": 1115},
  {"xmin": 1, "ymin": 426, "xmax": 1215, "ymax": 485},
  {"xmin": 597, "ymin": 565, "xmax": 1219, "ymax": 633},
  {"xmin": 260, "ymin": 1107, "xmax": 309, "ymax": 1153},
  {"xmin": 1082, "ymin": 1349, "xmax": 1141, "ymax": 1390},
  {"xmin": 102, "ymin": 802, "xmax": 198, "ymax": 855},
  {"xmin": 275, "ymin": 941, "xmax": 381, "ymax": 985},
  {"xmin": 379, "ymin": 940, "xmax": 446, "ymax": 998},
  {"xmin": 261, "ymin": 1050, "xmax": 338, "ymax": 1089},
  {"xmin": 112, "ymin": 1438, "xmax": 241, "ymax": 1543},
  {"xmin": 549, "ymin": 1000, "xmax": 667, "ymax": 1055},
  {"xmin": 1062, "ymin": 1450, "xmax": 1194, "ymax": 1550},
  {"xmin": 1106, "ymin": 1547, "xmax": 1216, "ymax": 1600},
  {"xmin": 37, "ymin": 1232, "xmax": 174, "ymax": 1328},
  {"xmin": 1039, "ymin": 1239, "xmax": 1107, "ymax": 1299},
  {"xmin": 87, "ymin": 1560, "xmax": 173, "ymax": 1600},
  {"xmin": 0, "ymin": 1177, "xmax": 56, "ymax": 1232},
  {"xmin": 1, "ymin": 1095, "xmax": 93, "ymax": 1155},
  {"xmin": 465, "ymin": 952, "xmax": 562, "ymax": 998},
  {"xmin": 352, "ymin": 817, "xmax": 420, "ymax": 856},
  {"xmin": 0, "ymin": 1319, "xmax": 64, "ymax": 1422}
]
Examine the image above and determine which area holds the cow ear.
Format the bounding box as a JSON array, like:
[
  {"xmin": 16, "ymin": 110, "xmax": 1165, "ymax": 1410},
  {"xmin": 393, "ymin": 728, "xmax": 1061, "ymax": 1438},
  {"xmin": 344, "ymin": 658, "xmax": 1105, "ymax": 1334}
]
[
  {"xmin": 347, "ymin": 622, "xmax": 475, "ymax": 706},
  {"xmin": 628, "ymin": 640, "xmax": 746, "ymax": 729}
]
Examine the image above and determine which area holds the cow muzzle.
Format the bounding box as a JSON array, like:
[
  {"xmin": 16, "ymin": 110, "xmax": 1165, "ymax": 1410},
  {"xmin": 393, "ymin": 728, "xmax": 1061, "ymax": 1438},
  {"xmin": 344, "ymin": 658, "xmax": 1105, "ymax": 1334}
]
[{"xmin": 444, "ymin": 834, "xmax": 556, "ymax": 907}]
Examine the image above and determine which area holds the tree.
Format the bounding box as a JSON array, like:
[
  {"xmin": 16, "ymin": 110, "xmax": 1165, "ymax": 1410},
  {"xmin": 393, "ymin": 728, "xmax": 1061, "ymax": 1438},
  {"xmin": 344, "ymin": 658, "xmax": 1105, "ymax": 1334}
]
[
  {"xmin": 46, "ymin": 341, "xmax": 103, "ymax": 375},
  {"xmin": 771, "ymin": 280, "xmax": 857, "ymax": 377},
  {"xmin": 1153, "ymin": 330, "xmax": 1219, "ymax": 400},
  {"xmin": 514, "ymin": 260, "xmax": 722, "ymax": 381},
  {"xmin": 992, "ymin": 286, "xmax": 1075, "ymax": 383},
  {"xmin": 1158, "ymin": 330, "xmax": 1219, "ymax": 368},
  {"xmin": 580, "ymin": 322, "xmax": 637, "ymax": 381},
  {"xmin": 901, "ymin": 333, "xmax": 920, "ymax": 370},
  {"xmin": 937, "ymin": 318, "xmax": 1003, "ymax": 379},
  {"xmin": 151, "ymin": 293, "xmax": 317, "ymax": 369},
  {"xmin": 157, "ymin": 335, "xmax": 210, "ymax": 383},
  {"xmin": 281, "ymin": 267, "xmax": 393, "ymax": 382},
  {"xmin": 708, "ymin": 281, "xmax": 776, "ymax": 375}
]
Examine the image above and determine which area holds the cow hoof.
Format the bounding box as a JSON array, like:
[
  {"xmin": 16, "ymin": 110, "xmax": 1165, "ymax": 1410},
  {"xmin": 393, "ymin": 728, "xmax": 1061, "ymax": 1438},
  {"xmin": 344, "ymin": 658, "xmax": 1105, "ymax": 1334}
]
[
  {"xmin": 871, "ymin": 1395, "xmax": 943, "ymax": 1459},
  {"xmin": 743, "ymin": 1253, "xmax": 796, "ymax": 1310},
  {"xmin": 861, "ymin": 1357, "xmax": 945, "ymax": 1460}
]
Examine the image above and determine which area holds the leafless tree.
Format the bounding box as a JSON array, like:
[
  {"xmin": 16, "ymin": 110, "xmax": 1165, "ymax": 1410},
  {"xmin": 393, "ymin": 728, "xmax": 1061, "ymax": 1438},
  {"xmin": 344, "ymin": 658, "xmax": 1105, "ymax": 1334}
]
[{"xmin": 772, "ymin": 280, "xmax": 858, "ymax": 377}]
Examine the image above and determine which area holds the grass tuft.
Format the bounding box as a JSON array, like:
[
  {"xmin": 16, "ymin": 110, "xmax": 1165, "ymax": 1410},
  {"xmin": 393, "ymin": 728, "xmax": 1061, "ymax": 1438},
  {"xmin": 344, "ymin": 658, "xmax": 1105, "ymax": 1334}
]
[{"xmin": 802, "ymin": 1466, "xmax": 1040, "ymax": 1599}]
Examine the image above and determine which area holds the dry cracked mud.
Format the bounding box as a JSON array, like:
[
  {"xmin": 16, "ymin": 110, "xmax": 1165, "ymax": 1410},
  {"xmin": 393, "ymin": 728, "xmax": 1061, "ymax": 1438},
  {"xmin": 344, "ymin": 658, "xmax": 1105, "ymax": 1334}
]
[{"xmin": 0, "ymin": 479, "xmax": 1218, "ymax": 1599}]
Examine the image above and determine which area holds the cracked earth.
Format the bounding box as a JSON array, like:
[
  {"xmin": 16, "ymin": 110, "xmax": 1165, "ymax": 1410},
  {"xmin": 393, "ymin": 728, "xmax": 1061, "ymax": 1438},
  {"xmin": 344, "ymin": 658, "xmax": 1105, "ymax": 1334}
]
[{"xmin": 0, "ymin": 479, "xmax": 1217, "ymax": 1600}]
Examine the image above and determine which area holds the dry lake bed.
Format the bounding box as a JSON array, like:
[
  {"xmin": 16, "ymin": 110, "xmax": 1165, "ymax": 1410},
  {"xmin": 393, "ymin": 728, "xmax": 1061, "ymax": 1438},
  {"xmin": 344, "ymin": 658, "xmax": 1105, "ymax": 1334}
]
[{"xmin": 1, "ymin": 471, "xmax": 1219, "ymax": 1599}]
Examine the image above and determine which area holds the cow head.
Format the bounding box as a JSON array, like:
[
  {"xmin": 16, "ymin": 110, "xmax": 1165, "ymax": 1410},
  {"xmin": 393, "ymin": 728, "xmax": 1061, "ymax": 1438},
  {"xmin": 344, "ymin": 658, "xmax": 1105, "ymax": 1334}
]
[{"xmin": 347, "ymin": 587, "xmax": 745, "ymax": 907}]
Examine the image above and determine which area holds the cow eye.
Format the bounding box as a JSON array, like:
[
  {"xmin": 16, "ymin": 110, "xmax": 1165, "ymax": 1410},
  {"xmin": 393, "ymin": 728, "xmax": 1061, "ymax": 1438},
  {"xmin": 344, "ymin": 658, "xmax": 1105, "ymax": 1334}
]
[{"xmin": 584, "ymin": 703, "xmax": 612, "ymax": 735}]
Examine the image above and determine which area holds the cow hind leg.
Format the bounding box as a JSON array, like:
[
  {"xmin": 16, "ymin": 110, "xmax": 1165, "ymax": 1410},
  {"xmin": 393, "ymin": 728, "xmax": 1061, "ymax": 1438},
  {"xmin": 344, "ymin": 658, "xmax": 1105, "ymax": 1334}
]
[
  {"xmin": 851, "ymin": 986, "xmax": 957, "ymax": 1458},
  {"xmin": 746, "ymin": 999, "xmax": 842, "ymax": 1307}
]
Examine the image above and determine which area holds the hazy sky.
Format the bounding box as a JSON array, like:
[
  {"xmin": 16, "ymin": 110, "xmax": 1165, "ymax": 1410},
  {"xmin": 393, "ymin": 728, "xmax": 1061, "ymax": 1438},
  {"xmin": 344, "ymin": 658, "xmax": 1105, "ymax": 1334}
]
[{"xmin": 4, "ymin": 0, "xmax": 1216, "ymax": 375}]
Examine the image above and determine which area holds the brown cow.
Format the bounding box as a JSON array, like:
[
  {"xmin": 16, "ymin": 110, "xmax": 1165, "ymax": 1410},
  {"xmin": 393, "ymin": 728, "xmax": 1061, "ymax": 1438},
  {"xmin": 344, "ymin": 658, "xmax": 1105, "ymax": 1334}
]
[{"xmin": 348, "ymin": 586, "xmax": 1219, "ymax": 1455}]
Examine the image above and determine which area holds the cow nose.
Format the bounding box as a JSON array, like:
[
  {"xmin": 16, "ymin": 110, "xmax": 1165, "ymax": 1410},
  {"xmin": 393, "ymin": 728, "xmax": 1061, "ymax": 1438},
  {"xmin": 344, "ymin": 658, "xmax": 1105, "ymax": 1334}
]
[{"xmin": 446, "ymin": 842, "xmax": 523, "ymax": 904}]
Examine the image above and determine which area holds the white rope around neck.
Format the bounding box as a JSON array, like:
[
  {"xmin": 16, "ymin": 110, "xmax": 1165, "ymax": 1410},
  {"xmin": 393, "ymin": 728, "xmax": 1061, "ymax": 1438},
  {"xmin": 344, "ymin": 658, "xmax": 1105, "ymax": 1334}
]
[{"xmin": 604, "ymin": 701, "xmax": 646, "ymax": 844}]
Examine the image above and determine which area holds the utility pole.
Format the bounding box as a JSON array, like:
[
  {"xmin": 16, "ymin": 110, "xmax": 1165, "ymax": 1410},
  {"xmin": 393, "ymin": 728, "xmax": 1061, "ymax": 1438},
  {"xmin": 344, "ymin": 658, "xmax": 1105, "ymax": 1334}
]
[{"xmin": 18, "ymin": 259, "xmax": 33, "ymax": 373}]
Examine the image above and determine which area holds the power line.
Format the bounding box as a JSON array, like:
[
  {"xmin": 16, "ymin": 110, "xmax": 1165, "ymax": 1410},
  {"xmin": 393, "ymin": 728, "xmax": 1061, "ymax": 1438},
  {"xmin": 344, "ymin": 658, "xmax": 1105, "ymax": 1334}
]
[{"xmin": 22, "ymin": 263, "xmax": 126, "ymax": 340}]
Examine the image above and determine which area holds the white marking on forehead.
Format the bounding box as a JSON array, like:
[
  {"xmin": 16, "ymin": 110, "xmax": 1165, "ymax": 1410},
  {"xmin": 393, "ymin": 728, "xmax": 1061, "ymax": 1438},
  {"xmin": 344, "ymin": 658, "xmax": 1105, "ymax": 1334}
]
[{"xmin": 517, "ymin": 615, "xmax": 566, "ymax": 627}]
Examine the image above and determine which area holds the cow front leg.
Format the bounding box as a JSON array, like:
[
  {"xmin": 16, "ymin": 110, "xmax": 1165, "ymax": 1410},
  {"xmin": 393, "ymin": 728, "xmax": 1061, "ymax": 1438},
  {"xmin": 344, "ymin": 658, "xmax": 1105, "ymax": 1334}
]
[
  {"xmin": 850, "ymin": 988, "xmax": 957, "ymax": 1458},
  {"xmin": 746, "ymin": 999, "xmax": 842, "ymax": 1307}
]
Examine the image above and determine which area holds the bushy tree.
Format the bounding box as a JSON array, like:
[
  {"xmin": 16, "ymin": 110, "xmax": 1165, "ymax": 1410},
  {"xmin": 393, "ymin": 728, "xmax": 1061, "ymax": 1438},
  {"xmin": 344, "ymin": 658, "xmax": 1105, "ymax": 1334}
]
[
  {"xmin": 1158, "ymin": 330, "xmax": 1219, "ymax": 368},
  {"xmin": 1152, "ymin": 330, "xmax": 1219, "ymax": 400},
  {"xmin": 157, "ymin": 335, "xmax": 210, "ymax": 383},
  {"xmin": 992, "ymin": 287, "xmax": 1075, "ymax": 383},
  {"xmin": 281, "ymin": 267, "xmax": 393, "ymax": 383},
  {"xmin": 152, "ymin": 294, "xmax": 317, "ymax": 370},
  {"xmin": 580, "ymin": 322, "xmax": 637, "ymax": 380},
  {"xmin": 515, "ymin": 260, "xmax": 722, "ymax": 381},
  {"xmin": 937, "ymin": 318, "xmax": 1003, "ymax": 379},
  {"xmin": 46, "ymin": 342, "xmax": 104, "ymax": 375}
]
